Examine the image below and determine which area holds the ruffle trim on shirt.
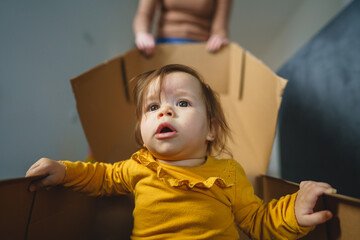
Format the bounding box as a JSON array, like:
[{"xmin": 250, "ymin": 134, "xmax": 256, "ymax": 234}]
[{"xmin": 131, "ymin": 149, "xmax": 234, "ymax": 189}]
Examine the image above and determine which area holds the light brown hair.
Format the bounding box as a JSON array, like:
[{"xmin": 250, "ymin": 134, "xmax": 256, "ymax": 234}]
[{"xmin": 132, "ymin": 64, "xmax": 231, "ymax": 157}]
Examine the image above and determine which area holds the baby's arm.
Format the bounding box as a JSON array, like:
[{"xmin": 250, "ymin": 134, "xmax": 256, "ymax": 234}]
[
  {"xmin": 25, "ymin": 158, "xmax": 66, "ymax": 192},
  {"xmin": 26, "ymin": 158, "xmax": 134, "ymax": 196},
  {"xmin": 295, "ymin": 181, "xmax": 336, "ymax": 227},
  {"xmin": 232, "ymin": 162, "xmax": 336, "ymax": 239}
]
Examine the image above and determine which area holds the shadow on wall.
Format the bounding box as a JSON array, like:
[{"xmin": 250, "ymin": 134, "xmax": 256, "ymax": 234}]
[{"xmin": 278, "ymin": 1, "xmax": 360, "ymax": 198}]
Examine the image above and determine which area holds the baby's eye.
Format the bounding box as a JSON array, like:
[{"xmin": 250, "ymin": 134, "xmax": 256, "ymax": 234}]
[
  {"xmin": 177, "ymin": 100, "xmax": 190, "ymax": 107},
  {"xmin": 149, "ymin": 104, "xmax": 160, "ymax": 111}
]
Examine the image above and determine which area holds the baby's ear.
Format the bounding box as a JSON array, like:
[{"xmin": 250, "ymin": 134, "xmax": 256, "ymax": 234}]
[{"xmin": 206, "ymin": 119, "xmax": 217, "ymax": 142}]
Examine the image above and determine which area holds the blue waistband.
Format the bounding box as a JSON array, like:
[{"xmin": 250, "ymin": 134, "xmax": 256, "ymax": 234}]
[{"xmin": 156, "ymin": 37, "xmax": 200, "ymax": 44}]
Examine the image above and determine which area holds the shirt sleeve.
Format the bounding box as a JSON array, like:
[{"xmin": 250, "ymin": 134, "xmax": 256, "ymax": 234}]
[
  {"xmin": 59, "ymin": 160, "xmax": 135, "ymax": 197},
  {"xmin": 231, "ymin": 162, "xmax": 314, "ymax": 239}
]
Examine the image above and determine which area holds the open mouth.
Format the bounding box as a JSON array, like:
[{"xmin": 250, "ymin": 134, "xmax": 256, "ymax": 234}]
[
  {"xmin": 156, "ymin": 123, "xmax": 177, "ymax": 139},
  {"xmin": 160, "ymin": 127, "xmax": 173, "ymax": 133}
]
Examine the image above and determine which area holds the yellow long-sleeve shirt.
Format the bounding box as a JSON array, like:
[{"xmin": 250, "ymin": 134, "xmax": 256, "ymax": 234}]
[{"xmin": 60, "ymin": 149, "xmax": 313, "ymax": 239}]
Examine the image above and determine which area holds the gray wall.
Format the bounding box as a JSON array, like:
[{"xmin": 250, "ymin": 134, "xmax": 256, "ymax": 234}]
[
  {"xmin": 0, "ymin": 1, "xmax": 137, "ymax": 179},
  {"xmin": 0, "ymin": 0, "xmax": 346, "ymax": 180}
]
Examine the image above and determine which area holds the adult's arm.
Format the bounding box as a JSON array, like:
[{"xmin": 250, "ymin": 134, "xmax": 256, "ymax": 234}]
[{"xmin": 133, "ymin": 0, "xmax": 157, "ymax": 55}]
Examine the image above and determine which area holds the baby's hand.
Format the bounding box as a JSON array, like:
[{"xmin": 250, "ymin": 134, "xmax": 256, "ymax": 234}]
[
  {"xmin": 25, "ymin": 158, "xmax": 66, "ymax": 192},
  {"xmin": 135, "ymin": 32, "xmax": 155, "ymax": 56},
  {"xmin": 295, "ymin": 181, "xmax": 336, "ymax": 227}
]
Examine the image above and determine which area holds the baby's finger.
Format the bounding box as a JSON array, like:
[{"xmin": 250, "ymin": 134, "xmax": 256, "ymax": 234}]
[
  {"xmin": 300, "ymin": 210, "xmax": 333, "ymax": 227},
  {"xmin": 300, "ymin": 181, "xmax": 336, "ymax": 198},
  {"xmin": 26, "ymin": 166, "xmax": 40, "ymax": 177},
  {"xmin": 29, "ymin": 180, "xmax": 45, "ymax": 192},
  {"xmin": 26, "ymin": 165, "xmax": 48, "ymax": 178},
  {"xmin": 316, "ymin": 182, "xmax": 333, "ymax": 188},
  {"xmin": 25, "ymin": 162, "xmax": 41, "ymax": 176},
  {"xmin": 324, "ymin": 188, "xmax": 337, "ymax": 194},
  {"xmin": 29, "ymin": 176, "xmax": 52, "ymax": 192},
  {"xmin": 29, "ymin": 161, "xmax": 40, "ymax": 170},
  {"xmin": 300, "ymin": 181, "xmax": 333, "ymax": 190},
  {"xmin": 312, "ymin": 186, "xmax": 337, "ymax": 199}
]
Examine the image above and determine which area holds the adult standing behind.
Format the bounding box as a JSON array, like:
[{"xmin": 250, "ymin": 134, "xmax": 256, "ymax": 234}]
[{"xmin": 133, "ymin": 0, "xmax": 232, "ymax": 56}]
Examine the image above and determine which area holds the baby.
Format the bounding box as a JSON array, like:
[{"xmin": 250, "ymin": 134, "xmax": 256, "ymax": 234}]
[{"xmin": 26, "ymin": 64, "xmax": 335, "ymax": 239}]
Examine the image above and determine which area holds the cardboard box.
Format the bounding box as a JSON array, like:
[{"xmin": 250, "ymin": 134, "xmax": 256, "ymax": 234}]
[
  {"xmin": 0, "ymin": 175, "xmax": 133, "ymax": 240},
  {"xmin": 1, "ymin": 43, "xmax": 359, "ymax": 239}
]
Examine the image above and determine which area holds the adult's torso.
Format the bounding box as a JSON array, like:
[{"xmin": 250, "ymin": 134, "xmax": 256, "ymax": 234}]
[{"xmin": 156, "ymin": 0, "xmax": 216, "ymax": 41}]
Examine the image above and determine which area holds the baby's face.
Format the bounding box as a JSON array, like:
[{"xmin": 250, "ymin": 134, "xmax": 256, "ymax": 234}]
[{"xmin": 140, "ymin": 72, "xmax": 214, "ymax": 161}]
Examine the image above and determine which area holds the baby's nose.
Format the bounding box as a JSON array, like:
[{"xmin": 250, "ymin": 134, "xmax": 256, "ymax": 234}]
[{"xmin": 158, "ymin": 106, "xmax": 174, "ymax": 118}]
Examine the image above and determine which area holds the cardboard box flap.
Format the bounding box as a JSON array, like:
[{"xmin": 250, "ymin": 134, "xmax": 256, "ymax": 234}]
[
  {"xmin": 71, "ymin": 57, "xmax": 138, "ymax": 162},
  {"xmin": 122, "ymin": 43, "xmax": 231, "ymax": 97},
  {"xmin": 224, "ymin": 48, "xmax": 286, "ymax": 185},
  {"xmin": 71, "ymin": 43, "xmax": 286, "ymax": 186}
]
